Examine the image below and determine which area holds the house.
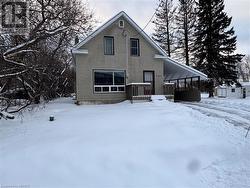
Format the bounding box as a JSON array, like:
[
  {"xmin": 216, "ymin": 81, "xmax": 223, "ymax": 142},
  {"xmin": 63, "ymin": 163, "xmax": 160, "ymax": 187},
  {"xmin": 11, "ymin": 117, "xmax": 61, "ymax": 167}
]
[
  {"xmin": 216, "ymin": 84, "xmax": 241, "ymax": 98},
  {"xmin": 216, "ymin": 82, "xmax": 250, "ymax": 98},
  {"xmin": 240, "ymin": 82, "xmax": 250, "ymax": 97},
  {"xmin": 72, "ymin": 11, "xmax": 207, "ymax": 104}
]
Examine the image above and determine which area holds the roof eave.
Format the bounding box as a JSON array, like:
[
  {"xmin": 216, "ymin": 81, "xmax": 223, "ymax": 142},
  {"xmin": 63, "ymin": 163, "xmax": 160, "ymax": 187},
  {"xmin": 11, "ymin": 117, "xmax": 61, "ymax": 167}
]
[
  {"xmin": 72, "ymin": 11, "xmax": 126, "ymax": 51},
  {"xmin": 72, "ymin": 49, "xmax": 88, "ymax": 54},
  {"xmin": 155, "ymin": 55, "xmax": 208, "ymax": 80}
]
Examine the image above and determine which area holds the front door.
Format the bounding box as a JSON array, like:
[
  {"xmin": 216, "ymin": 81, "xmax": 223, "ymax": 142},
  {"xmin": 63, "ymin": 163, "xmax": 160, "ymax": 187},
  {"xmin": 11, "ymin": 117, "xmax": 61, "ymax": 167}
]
[{"xmin": 143, "ymin": 71, "xmax": 155, "ymax": 95}]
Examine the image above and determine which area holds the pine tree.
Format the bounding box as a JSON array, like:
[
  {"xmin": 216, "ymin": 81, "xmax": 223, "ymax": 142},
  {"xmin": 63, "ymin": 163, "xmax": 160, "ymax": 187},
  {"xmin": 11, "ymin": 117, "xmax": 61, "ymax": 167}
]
[
  {"xmin": 152, "ymin": 0, "xmax": 177, "ymax": 57},
  {"xmin": 175, "ymin": 0, "xmax": 196, "ymax": 66},
  {"xmin": 193, "ymin": 0, "xmax": 243, "ymax": 84}
]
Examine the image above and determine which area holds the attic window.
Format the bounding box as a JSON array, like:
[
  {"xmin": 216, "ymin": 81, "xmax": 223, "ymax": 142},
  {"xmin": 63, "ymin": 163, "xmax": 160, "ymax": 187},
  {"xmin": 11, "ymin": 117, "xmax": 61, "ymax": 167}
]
[{"xmin": 119, "ymin": 20, "xmax": 124, "ymax": 28}]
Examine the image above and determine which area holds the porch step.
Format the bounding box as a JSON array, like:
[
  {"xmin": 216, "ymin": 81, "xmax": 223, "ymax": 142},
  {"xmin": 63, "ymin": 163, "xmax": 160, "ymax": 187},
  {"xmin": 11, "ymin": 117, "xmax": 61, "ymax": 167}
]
[{"xmin": 151, "ymin": 95, "xmax": 167, "ymax": 101}]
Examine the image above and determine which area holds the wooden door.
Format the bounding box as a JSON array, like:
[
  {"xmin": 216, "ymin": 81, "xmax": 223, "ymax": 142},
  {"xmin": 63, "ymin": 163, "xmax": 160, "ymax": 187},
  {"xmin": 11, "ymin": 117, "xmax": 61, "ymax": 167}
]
[{"xmin": 143, "ymin": 71, "xmax": 155, "ymax": 95}]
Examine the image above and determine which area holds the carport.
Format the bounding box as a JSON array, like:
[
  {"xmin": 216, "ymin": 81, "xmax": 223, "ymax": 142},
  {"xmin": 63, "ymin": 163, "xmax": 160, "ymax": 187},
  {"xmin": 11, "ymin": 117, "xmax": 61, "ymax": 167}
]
[{"xmin": 155, "ymin": 55, "xmax": 208, "ymax": 101}]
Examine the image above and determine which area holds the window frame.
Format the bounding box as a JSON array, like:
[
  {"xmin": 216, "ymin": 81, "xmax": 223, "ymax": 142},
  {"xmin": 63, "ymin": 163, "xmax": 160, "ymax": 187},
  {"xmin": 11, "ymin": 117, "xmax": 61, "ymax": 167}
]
[
  {"xmin": 93, "ymin": 70, "xmax": 126, "ymax": 94},
  {"xmin": 119, "ymin": 20, "xmax": 124, "ymax": 28},
  {"xmin": 130, "ymin": 38, "xmax": 140, "ymax": 56},
  {"xmin": 104, "ymin": 36, "xmax": 114, "ymax": 55}
]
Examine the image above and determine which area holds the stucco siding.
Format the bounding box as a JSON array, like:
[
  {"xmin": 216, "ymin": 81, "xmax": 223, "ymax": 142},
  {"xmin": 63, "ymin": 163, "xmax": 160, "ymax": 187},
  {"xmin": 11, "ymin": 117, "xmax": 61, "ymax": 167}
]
[{"xmin": 75, "ymin": 16, "xmax": 164, "ymax": 102}]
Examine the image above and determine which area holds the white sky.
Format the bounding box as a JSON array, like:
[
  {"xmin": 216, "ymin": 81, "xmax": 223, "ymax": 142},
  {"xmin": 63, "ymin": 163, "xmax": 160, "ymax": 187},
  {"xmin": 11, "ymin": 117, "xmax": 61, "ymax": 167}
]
[{"xmin": 86, "ymin": 0, "xmax": 250, "ymax": 55}]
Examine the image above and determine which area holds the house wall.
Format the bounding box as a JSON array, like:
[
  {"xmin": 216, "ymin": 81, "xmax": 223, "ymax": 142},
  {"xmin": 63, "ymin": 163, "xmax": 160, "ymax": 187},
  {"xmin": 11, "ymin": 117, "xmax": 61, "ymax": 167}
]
[
  {"xmin": 75, "ymin": 16, "xmax": 164, "ymax": 103},
  {"xmin": 226, "ymin": 87, "xmax": 242, "ymax": 98},
  {"xmin": 245, "ymin": 86, "xmax": 250, "ymax": 97}
]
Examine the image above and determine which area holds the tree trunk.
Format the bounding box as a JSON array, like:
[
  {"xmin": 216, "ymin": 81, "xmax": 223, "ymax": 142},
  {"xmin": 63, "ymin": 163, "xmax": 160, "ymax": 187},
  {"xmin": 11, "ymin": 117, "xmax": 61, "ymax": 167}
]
[
  {"xmin": 208, "ymin": 79, "xmax": 214, "ymax": 98},
  {"xmin": 208, "ymin": 90, "xmax": 214, "ymax": 98}
]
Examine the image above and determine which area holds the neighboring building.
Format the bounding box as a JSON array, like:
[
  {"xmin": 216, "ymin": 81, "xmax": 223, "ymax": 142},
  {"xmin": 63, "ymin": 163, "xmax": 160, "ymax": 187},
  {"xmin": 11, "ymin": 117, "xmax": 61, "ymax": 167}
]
[
  {"xmin": 240, "ymin": 82, "xmax": 250, "ymax": 98},
  {"xmin": 72, "ymin": 11, "xmax": 207, "ymax": 103},
  {"xmin": 216, "ymin": 82, "xmax": 250, "ymax": 98},
  {"xmin": 216, "ymin": 85, "xmax": 242, "ymax": 98}
]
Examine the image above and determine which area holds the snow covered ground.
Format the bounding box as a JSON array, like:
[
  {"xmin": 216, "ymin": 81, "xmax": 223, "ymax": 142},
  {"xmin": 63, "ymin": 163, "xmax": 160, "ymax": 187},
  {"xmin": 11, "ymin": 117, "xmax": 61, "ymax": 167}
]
[
  {"xmin": 0, "ymin": 97, "xmax": 250, "ymax": 188},
  {"xmin": 184, "ymin": 95, "xmax": 250, "ymax": 129}
]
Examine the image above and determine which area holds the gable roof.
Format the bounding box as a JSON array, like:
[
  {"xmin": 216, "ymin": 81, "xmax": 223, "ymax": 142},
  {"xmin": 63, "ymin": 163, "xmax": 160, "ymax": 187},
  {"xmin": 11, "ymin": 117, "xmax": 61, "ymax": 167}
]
[
  {"xmin": 72, "ymin": 11, "xmax": 165, "ymax": 53},
  {"xmin": 72, "ymin": 11, "xmax": 207, "ymax": 80}
]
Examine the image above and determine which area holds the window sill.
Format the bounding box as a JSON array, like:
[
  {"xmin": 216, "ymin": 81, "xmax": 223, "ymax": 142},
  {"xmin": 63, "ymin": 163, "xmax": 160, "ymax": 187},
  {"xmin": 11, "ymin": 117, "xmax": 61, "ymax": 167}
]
[{"xmin": 94, "ymin": 91, "xmax": 125, "ymax": 94}]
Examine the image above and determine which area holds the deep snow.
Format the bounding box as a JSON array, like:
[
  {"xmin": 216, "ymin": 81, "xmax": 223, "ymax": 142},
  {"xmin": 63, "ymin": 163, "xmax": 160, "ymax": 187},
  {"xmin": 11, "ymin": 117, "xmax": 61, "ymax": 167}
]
[{"xmin": 0, "ymin": 97, "xmax": 250, "ymax": 188}]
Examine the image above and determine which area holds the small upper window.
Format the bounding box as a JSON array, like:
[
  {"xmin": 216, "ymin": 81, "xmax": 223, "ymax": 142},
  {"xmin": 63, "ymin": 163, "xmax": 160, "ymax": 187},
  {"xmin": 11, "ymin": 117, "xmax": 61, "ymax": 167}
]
[
  {"xmin": 104, "ymin": 36, "xmax": 114, "ymax": 55},
  {"xmin": 119, "ymin": 20, "xmax": 124, "ymax": 28},
  {"xmin": 130, "ymin": 38, "xmax": 140, "ymax": 56},
  {"xmin": 231, "ymin": 88, "xmax": 235, "ymax": 92}
]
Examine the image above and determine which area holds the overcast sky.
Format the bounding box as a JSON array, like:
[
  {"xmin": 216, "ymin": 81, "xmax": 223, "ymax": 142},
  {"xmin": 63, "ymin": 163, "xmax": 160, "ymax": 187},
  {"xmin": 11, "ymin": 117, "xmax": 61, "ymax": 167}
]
[{"xmin": 86, "ymin": 0, "xmax": 250, "ymax": 55}]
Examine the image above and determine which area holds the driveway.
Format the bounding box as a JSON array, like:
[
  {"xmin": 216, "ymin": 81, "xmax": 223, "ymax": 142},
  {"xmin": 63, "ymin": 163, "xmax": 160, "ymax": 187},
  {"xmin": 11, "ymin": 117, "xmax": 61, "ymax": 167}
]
[{"xmin": 183, "ymin": 98, "xmax": 250, "ymax": 130}]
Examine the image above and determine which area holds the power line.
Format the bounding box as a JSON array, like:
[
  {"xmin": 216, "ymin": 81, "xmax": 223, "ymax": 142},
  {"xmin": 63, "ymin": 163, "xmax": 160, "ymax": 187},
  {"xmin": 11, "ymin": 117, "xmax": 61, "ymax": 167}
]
[
  {"xmin": 74, "ymin": 2, "xmax": 162, "ymax": 47},
  {"xmin": 133, "ymin": 2, "xmax": 161, "ymax": 37}
]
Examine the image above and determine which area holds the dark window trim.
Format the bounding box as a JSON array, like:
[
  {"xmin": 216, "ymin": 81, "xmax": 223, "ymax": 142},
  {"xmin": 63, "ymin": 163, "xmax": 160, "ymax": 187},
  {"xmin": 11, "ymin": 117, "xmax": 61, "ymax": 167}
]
[
  {"xmin": 104, "ymin": 36, "xmax": 114, "ymax": 55},
  {"xmin": 130, "ymin": 38, "xmax": 140, "ymax": 56}
]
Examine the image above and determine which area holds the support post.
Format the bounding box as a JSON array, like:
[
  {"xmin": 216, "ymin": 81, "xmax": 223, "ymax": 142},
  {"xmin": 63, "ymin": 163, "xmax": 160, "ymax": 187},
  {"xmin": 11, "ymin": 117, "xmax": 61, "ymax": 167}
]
[
  {"xmin": 131, "ymin": 85, "xmax": 134, "ymax": 103},
  {"xmin": 198, "ymin": 76, "xmax": 200, "ymax": 90}
]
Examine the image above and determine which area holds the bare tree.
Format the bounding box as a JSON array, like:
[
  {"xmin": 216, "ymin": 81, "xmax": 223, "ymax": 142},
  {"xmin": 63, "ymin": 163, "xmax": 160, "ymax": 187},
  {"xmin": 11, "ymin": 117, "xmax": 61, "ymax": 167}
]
[
  {"xmin": 0, "ymin": 0, "xmax": 94, "ymax": 116},
  {"xmin": 237, "ymin": 55, "xmax": 250, "ymax": 82}
]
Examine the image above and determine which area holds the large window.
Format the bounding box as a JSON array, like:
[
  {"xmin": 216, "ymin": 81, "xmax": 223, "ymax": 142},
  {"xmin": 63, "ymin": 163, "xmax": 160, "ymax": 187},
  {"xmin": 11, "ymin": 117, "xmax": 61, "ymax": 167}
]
[
  {"xmin": 104, "ymin": 36, "xmax": 114, "ymax": 55},
  {"xmin": 130, "ymin": 38, "xmax": 140, "ymax": 56},
  {"xmin": 94, "ymin": 70, "xmax": 125, "ymax": 93},
  {"xmin": 94, "ymin": 71, "xmax": 113, "ymax": 85}
]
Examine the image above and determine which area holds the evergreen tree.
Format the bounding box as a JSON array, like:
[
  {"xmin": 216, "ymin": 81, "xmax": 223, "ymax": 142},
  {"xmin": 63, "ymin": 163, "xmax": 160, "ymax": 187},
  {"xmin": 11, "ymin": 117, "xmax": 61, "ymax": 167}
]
[
  {"xmin": 152, "ymin": 0, "xmax": 177, "ymax": 57},
  {"xmin": 193, "ymin": 0, "xmax": 243, "ymax": 83},
  {"xmin": 175, "ymin": 0, "xmax": 196, "ymax": 66}
]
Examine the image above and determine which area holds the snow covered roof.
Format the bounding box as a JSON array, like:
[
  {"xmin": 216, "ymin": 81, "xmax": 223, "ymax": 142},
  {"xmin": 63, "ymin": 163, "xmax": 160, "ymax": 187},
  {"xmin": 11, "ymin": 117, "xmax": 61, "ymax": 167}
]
[
  {"xmin": 217, "ymin": 85, "xmax": 227, "ymax": 89},
  {"xmin": 72, "ymin": 49, "xmax": 88, "ymax": 54},
  {"xmin": 72, "ymin": 11, "xmax": 207, "ymax": 80},
  {"xmin": 240, "ymin": 82, "xmax": 250, "ymax": 86},
  {"xmin": 126, "ymin": 83, "xmax": 151, "ymax": 86},
  {"xmin": 163, "ymin": 82, "xmax": 175, "ymax": 85}
]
